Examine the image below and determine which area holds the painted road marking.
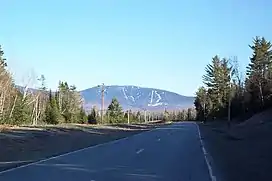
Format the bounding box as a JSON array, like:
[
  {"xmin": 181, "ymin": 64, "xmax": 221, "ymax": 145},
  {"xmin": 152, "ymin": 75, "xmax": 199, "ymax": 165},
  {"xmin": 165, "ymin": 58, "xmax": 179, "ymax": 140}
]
[
  {"xmin": 136, "ymin": 149, "xmax": 144, "ymax": 154},
  {"xmin": 195, "ymin": 122, "xmax": 217, "ymax": 181}
]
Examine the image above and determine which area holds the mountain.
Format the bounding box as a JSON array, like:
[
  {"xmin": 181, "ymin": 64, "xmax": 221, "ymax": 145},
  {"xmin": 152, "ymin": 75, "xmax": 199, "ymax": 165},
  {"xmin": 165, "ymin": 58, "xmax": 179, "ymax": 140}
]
[{"xmin": 80, "ymin": 85, "xmax": 195, "ymax": 111}]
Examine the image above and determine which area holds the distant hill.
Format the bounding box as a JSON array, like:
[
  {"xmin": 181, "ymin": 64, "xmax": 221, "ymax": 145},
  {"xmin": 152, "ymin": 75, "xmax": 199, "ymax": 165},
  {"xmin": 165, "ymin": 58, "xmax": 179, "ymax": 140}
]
[
  {"xmin": 80, "ymin": 85, "xmax": 195, "ymax": 111},
  {"xmin": 15, "ymin": 85, "xmax": 195, "ymax": 112}
]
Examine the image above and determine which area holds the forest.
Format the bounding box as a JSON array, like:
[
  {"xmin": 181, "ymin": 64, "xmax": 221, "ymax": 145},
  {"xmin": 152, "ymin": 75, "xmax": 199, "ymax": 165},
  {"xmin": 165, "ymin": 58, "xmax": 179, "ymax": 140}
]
[{"xmin": 194, "ymin": 36, "xmax": 272, "ymax": 123}]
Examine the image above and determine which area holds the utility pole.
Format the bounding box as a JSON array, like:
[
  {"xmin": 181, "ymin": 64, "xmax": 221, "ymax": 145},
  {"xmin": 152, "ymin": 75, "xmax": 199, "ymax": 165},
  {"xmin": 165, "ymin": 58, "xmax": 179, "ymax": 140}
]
[
  {"xmin": 98, "ymin": 83, "xmax": 105, "ymax": 124},
  {"xmin": 228, "ymin": 56, "xmax": 237, "ymax": 128},
  {"xmin": 228, "ymin": 83, "xmax": 231, "ymax": 128},
  {"xmin": 144, "ymin": 109, "xmax": 147, "ymax": 123},
  {"xmin": 203, "ymin": 90, "xmax": 206, "ymax": 123},
  {"xmin": 127, "ymin": 110, "xmax": 130, "ymax": 124},
  {"xmin": 228, "ymin": 66, "xmax": 235, "ymax": 129}
]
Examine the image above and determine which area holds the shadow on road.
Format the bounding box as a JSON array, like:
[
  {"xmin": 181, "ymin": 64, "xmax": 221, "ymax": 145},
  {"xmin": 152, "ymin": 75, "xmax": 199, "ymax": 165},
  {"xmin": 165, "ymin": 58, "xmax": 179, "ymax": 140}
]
[
  {"xmin": 34, "ymin": 162, "xmax": 163, "ymax": 181},
  {"xmin": 0, "ymin": 123, "xmax": 167, "ymax": 173}
]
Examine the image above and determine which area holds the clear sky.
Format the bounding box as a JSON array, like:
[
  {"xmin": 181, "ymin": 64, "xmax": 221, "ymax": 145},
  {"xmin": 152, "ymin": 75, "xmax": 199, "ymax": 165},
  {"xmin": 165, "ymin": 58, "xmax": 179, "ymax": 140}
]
[{"xmin": 1, "ymin": 0, "xmax": 271, "ymax": 96}]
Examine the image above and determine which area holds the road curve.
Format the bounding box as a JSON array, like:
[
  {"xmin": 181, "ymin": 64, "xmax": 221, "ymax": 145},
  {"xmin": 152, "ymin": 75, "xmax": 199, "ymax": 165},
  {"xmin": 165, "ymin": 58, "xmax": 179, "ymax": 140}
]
[{"xmin": 0, "ymin": 122, "xmax": 212, "ymax": 181}]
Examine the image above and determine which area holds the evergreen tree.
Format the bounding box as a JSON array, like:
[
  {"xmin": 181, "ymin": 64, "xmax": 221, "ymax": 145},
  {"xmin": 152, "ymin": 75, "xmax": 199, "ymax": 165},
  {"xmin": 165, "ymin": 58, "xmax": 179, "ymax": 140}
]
[
  {"xmin": 12, "ymin": 92, "xmax": 31, "ymax": 125},
  {"xmin": 107, "ymin": 98, "xmax": 124, "ymax": 123},
  {"xmin": 176, "ymin": 111, "xmax": 183, "ymax": 121},
  {"xmin": 0, "ymin": 46, "xmax": 16, "ymax": 123},
  {"xmin": 194, "ymin": 87, "xmax": 207, "ymax": 121},
  {"xmin": 88, "ymin": 106, "xmax": 98, "ymax": 124},
  {"xmin": 194, "ymin": 86, "xmax": 213, "ymax": 121},
  {"xmin": 124, "ymin": 111, "xmax": 128, "ymax": 119},
  {"xmin": 246, "ymin": 37, "xmax": 272, "ymax": 111},
  {"xmin": 44, "ymin": 90, "xmax": 60, "ymax": 124},
  {"xmin": 201, "ymin": 55, "xmax": 233, "ymax": 119},
  {"xmin": 169, "ymin": 111, "xmax": 177, "ymax": 121},
  {"xmin": 163, "ymin": 108, "xmax": 170, "ymax": 122},
  {"xmin": 136, "ymin": 111, "xmax": 142, "ymax": 122},
  {"xmin": 77, "ymin": 106, "xmax": 87, "ymax": 124},
  {"xmin": 187, "ymin": 108, "xmax": 193, "ymax": 120},
  {"xmin": 123, "ymin": 111, "xmax": 128, "ymax": 122}
]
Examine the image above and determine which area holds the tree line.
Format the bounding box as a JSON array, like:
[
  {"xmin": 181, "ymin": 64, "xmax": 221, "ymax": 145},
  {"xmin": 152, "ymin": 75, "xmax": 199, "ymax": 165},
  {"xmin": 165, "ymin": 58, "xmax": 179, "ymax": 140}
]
[
  {"xmin": 0, "ymin": 46, "xmax": 133, "ymax": 125},
  {"xmin": 0, "ymin": 44, "xmax": 195, "ymax": 126},
  {"xmin": 87, "ymin": 102, "xmax": 196, "ymax": 124},
  {"xmin": 194, "ymin": 36, "xmax": 272, "ymax": 122},
  {"xmin": 0, "ymin": 51, "xmax": 86, "ymax": 125},
  {"xmin": 162, "ymin": 108, "xmax": 196, "ymax": 122}
]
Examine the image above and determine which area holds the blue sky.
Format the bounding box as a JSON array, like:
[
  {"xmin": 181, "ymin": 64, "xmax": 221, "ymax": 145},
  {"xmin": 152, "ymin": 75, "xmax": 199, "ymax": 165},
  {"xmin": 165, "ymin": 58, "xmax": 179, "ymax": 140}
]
[{"xmin": 1, "ymin": 0, "xmax": 271, "ymax": 96}]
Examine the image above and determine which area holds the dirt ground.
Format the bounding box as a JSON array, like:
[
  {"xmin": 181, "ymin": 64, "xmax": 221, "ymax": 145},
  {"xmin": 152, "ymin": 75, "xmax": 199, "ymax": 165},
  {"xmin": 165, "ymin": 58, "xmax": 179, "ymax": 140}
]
[
  {"xmin": 199, "ymin": 118, "xmax": 272, "ymax": 181},
  {"xmin": 0, "ymin": 122, "xmax": 166, "ymax": 172}
]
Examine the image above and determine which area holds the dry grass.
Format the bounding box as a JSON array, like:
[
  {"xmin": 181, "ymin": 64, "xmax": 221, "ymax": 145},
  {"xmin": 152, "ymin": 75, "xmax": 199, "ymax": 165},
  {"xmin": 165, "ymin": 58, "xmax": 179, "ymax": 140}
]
[{"xmin": 0, "ymin": 124, "xmax": 18, "ymax": 132}]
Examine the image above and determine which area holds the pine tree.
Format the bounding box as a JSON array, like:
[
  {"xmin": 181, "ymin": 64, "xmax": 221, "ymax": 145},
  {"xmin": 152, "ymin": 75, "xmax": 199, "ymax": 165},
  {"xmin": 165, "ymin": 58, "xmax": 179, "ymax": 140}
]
[
  {"xmin": 201, "ymin": 55, "xmax": 233, "ymax": 119},
  {"xmin": 87, "ymin": 106, "xmax": 98, "ymax": 124},
  {"xmin": 246, "ymin": 37, "xmax": 272, "ymax": 111},
  {"xmin": 12, "ymin": 92, "xmax": 31, "ymax": 125},
  {"xmin": 176, "ymin": 111, "xmax": 183, "ymax": 121},
  {"xmin": 0, "ymin": 46, "xmax": 15, "ymax": 123},
  {"xmin": 187, "ymin": 108, "xmax": 193, "ymax": 120},
  {"xmin": 194, "ymin": 87, "xmax": 207, "ymax": 121},
  {"xmin": 77, "ymin": 106, "xmax": 87, "ymax": 124},
  {"xmin": 44, "ymin": 90, "xmax": 60, "ymax": 124},
  {"xmin": 130, "ymin": 111, "xmax": 139, "ymax": 123},
  {"xmin": 136, "ymin": 111, "xmax": 141, "ymax": 122},
  {"xmin": 106, "ymin": 98, "xmax": 124, "ymax": 123},
  {"xmin": 0, "ymin": 45, "xmax": 7, "ymax": 67},
  {"xmin": 194, "ymin": 86, "xmax": 214, "ymax": 121},
  {"xmin": 163, "ymin": 108, "xmax": 170, "ymax": 122},
  {"xmin": 124, "ymin": 111, "xmax": 128, "ymax": 119}
]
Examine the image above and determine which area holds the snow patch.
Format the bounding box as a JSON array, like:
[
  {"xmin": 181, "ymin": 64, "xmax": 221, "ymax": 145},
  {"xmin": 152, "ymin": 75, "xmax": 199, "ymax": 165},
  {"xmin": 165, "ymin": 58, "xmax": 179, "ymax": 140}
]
[
  {"xmin": 122, "ymin": 87, "xmax": 128, "ymax": 99},
  {"xmin": 150, "ymin": 90, "xmax": 154, "ymax": 104},
  {"xmin": 155, "ymin": 91, "xmax": 161, "ymax": 103},
  {"xmin": 129, "ymin": 96, "xmax": 135, "ymax": 102},
  {"xmin": 148, "ymin": 102, "xmax": 163, "ymax": 107},
  {"xmin": 136, "ymin": 93, "xmax": 141, "ymax": 99},
  {"xmin": 147, "ymin": 102, "xmax": 168, "ymax": 107}
]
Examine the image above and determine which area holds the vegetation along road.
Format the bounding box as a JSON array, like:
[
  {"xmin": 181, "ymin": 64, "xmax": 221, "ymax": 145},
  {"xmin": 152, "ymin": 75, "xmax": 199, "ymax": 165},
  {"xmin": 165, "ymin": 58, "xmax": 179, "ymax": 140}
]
[{"xmin": 1, "ymin": 3, "xmax": 272, "ymax": 180}]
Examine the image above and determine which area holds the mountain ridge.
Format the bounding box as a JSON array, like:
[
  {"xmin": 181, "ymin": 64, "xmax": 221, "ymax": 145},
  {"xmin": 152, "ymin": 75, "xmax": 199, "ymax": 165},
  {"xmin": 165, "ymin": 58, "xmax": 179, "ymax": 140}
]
[
  {"xmin": 81, "ymin": 85, "xmax": 195, "ymax": 111},
  {"xmin": 15, "ymin": 85, "xmax": 195, "ymax": 112},
  {"xmin": 84, "ymin": 85, "xmax": 191, "ymax": 96}
]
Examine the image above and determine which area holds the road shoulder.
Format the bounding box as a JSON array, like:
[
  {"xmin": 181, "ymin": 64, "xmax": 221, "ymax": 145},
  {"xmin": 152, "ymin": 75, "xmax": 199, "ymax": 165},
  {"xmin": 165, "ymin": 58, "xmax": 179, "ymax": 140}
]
[{"xmin": 198, "ymin": 121, "xmax": 272, "ymax": 181}]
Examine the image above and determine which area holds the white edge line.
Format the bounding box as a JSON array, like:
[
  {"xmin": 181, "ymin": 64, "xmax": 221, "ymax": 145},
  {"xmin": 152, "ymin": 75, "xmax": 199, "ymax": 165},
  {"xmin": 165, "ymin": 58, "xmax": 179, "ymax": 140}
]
[
  {"xmin": 0, "ymin": 128, "xmax": 159, "ymax": 175},
  {"xmin": 195, "ymin": 122, "xmax": 217, "ymax": 181}
]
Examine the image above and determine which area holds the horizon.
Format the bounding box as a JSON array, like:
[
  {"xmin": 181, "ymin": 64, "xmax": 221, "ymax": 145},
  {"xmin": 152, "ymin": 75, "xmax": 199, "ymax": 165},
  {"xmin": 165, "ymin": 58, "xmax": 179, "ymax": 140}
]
[
  {"xmin": 16, "ymin": 84, "xmax": 196, "ymax": 97},
  {"xmin": 2, "ymin": 1, "xmax": 272, "ymax": 96},
  {"xmin": 82, "ymin": 84, "xmax": 195, "ymax": 97}
]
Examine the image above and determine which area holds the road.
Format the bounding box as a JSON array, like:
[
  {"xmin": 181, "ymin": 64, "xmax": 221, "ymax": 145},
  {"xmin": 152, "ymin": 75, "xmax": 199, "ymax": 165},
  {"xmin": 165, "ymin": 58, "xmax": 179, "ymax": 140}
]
[{"xmin": 0, "ymin": 122, "xmax": 212, "ymax": 181}]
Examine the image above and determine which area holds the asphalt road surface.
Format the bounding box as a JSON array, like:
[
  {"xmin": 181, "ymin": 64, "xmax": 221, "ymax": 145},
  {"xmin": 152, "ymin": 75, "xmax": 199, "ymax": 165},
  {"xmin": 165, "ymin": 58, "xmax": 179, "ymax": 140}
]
[{"xmin": 0, "ymin": 122, "xmax": 212, "ymax": 181}]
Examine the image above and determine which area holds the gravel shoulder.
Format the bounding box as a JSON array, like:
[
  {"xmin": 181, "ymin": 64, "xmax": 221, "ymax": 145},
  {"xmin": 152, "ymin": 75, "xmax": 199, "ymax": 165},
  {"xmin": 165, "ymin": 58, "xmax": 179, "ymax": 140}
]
[
  {"xmin": 0, "ymin": 122, "xmax": 166, "ymax": 172},
  {"xmin": 199, "ymin": 120, "xmax": 272, "ymax": 181}
]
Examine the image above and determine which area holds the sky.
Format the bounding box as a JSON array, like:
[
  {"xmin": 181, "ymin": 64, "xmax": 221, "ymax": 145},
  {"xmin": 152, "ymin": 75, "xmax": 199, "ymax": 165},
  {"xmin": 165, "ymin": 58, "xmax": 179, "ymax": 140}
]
[{"xmin": 1, "ymin": 0, "xmax": 272, "ymax": 96}]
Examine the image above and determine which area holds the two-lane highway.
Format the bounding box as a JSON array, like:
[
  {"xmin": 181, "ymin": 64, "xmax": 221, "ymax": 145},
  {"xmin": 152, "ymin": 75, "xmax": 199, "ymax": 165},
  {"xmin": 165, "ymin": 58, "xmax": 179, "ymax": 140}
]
[{"xmin": 0, "ymin": 122, "xmax": 213, "ymax": 181}]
